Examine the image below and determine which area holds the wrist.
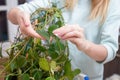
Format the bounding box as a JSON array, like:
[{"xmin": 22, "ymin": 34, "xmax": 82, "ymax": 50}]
[{"xmin": 80, "ymin": 40, "xmax": 91, "ymax": 53}]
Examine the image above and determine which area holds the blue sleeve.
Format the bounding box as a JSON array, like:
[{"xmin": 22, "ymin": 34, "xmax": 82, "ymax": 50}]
[
  {"xmin": 100, "ymin": 0, "xmax": 120, "ymax": 64},
  {"xmin": 17, "ymin": 0, "xmax": 51, "ymax": 14}
]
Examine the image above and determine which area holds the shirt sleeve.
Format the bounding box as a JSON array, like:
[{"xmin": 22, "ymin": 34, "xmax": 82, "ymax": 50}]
[
  {"xmin": 100, "ymin": 0, "xmax": 120, "ymax": 64},
  {"xmin": 17, "ymin": 0, "xmax": 51, "ymax": 14}
]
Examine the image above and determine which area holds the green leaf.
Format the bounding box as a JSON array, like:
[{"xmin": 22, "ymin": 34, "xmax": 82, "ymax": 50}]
[
  {"xmin": 10, "ymin": 60, "xmax": 17, "ymax": 72},
  {"xmin": 0, "ymin": 46, "xmax": 2, "ymax": 57},
  {"xmin": 45, "ymin": 77, "xmax": 55, "ymax": 80},
  {"xmin": 36, "ymin": 44, "xmax": 46, "ymax": 52},
  {"xmin": 9, "ymin": 55, "xmax": 26, "ymax": 72},
  {"xmin": 56, "ymin": 54, "xmax": 67, "ymax": 63},
  {"xmin": 55, "ymin": 20, "xmax": 63, "ymax": 27},
  {"xmin": 32, "ymin": 70, "xmax": 43, "ymax": 80},
  {"xmin": 28, "ymin": 48, "xmax": 40, "ymax": 61},
  {"xmin": 16, "ymin": 55, "xmax": 26, "ymax": 68},
  {"xmin": 34, "ymin": 38, "xmax": 41, "ymax": 44},
  {"xmin": 54, "ymin": 12, "xmax": 61, "ymax": 18},
  {"xmin": 64, "ymin": 60, "xmax": 71, "ymax": 75},
  {"xmin": 37, "ymin": 29, "xmax": 50, "ymax": 40},
  {"xmin": 63, "ymin": 60, "xmax": 81, "ymax": 79},
  {"xmin": 48, "ymin": 24, "xmax": 58, "ymax": 35},
  {"xmin": 18, "ymin": 74, "xmax": 30, "ymax": 80},
  {"xmin": 64, "ymin": 60, "xmax": 74, "ymax": 80},
  {"xmin": 55, "ymin": 39, "xmax": 66, "ymax": 53},
  {"xmin": 39, "ymin": 58, "xmax": 49, "ymax": 71},
  {"xmin": 5, "ymin": 75, "xmax": 11, "ymax": 80},
  {"xmin": 48, "ymin": 50, "xmax": 58, "ymax": 59},
  {"xmin": 23, "ymin": 38, "xmax": 33, "ymax": 55},
  {"xmin": 72, "ymin": 69, "xmax": 81, "ymax": 77},
  {"xmin": 50, "ymin": 61, "xmax": 56, "ymax": 70}
]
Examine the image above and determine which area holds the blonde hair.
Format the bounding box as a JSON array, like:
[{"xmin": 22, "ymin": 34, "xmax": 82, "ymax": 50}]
[{"xmin": 65, "ymin": 0, "xmax": 110, "ymax": 23}]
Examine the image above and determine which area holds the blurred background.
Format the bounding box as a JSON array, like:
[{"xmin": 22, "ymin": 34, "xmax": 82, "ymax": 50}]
[
  {"xmin": 0, "ymin": 0, "xmax": 120, "ymax": 80},
  {"xmin": 0, "ymin": 0, "xmax": 31, "ymax": 56}
]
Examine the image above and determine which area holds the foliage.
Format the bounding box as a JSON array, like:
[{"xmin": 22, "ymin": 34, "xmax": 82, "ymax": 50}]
[
  {"xmin": 0, "ymin": 4, "xmax": 80, "ymax": 80},
  {"xmin": 0, "ymin": 43, "xmax": 2, "ymax": 57}
]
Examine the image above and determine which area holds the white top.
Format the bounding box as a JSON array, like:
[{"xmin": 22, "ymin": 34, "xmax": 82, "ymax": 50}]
[{"xmin": 18, "ymin": 0, "xmax": 120, "ymax": 80}]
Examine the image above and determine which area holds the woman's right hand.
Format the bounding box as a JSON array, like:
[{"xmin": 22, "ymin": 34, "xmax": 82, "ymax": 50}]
[
  {"xmin": 16, "ymin": 10, "xmax": 44, "ymax": 39},
  {"xmin": 8, "ymin": 8, "xmax": 44, "ymax": 39}
]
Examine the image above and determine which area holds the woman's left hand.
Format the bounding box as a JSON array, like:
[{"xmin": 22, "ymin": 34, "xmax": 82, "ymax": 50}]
[{"xmin": 53, "ymin": 24, "xmax": 87, "ymax": 51}]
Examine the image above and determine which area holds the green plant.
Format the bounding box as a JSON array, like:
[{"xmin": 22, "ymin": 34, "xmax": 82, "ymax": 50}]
[
  {"xmin": 0, "ymin": 43, "xmax": 2, "ymax": 58},
  {"xmin": 0, "ymin": 4, "xmax": 80, "ymax": 80}
]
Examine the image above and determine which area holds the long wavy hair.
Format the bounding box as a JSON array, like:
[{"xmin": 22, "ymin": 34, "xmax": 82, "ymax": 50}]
[{"xmin": 65, "ymin": 0, "xmax": 110, "ymax": 22}]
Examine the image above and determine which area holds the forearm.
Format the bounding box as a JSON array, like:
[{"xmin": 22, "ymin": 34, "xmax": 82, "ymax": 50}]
[
  {"xmin": 7, "ymin": 8, "xmax": 21, "ymax": 25},
  {"xmin": 83, "ymin": 41, "xmax": 108, "ymax": 62}
]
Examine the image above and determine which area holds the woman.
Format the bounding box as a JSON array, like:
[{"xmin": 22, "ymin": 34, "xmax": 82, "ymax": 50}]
[{"xmin": 7, "ymin": 0, "xmax": 120, "ymax": 80}]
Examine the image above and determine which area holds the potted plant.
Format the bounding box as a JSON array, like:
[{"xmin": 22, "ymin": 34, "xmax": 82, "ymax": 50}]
[{"xmin": 0, "ymin": 3, "xmax": 80, "ymax": 80}]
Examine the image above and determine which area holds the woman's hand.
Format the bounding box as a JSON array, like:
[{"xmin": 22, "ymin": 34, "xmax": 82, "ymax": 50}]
[
  {"xmin": 53, "ymin": 24, "xmax": 88, "ymax": 51},
  {"xmin": 8, "ymin": 8, "xmax": 44, "ymax": 39},
  {"xmin": 53, "ymin": 24, "xmax": 108, "ymax": 61},
  {"xmin": 17, "ymin": 10, "xmax": 44, "ymax": 39}
]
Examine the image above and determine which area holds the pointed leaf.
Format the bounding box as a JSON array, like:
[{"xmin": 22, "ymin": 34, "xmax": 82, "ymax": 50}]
[
  {"xmin": 48, "ymin": 24, "xmax": 58, "ymax": 34},
  {"xmin": 72, "ymin": 69, "xmax": 81, "ymax": 77},
  {"xmin": 64, "ymin": 60, "xmax": 72, "ymax": 75},
  {"xmin": 36, "ymin": 44, "xmax": 46, "ymax": 52},
  {"xmin": 50, "ymin": 61, "xmax": 56, "ymax": 70},
  {"xmin": 18, "ymin": 74, "xmax": 30, "ymax": 80},
  {"xmin": 10, "ymin": 60, "xmax": 17, "ymax": 72},
  {"xmin": 5, "ymin": 75, "xmax": 11, "ymax": 80},
  {"xmin": 45, "ymin": 77, "xmax": 55, "ymax": 80},
  {"xmin": 64, "ymin": 60, "xmax": 74, "ymax": 79},
  {"xmin": 54, "ymin": 12, "xmax": 61, "ymax": 18},
  {"xmin": 55, "ymin": 21, "xmax": 63, "ymax": 27},
  {"xmin": 36, "ymin": 29, "xmax": 50, "ymax": 40},
  {"xmin": 33, "ymin": 70, "xmax": 43, "ymax": 80},
  {"xmin": 16, "ymin": 55, "xmax": 26, "ymax": 68}
]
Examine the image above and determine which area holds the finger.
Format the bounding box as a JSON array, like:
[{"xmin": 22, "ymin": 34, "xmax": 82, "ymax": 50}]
[
  {"xmin": 53, "ymin": 26, "xmax": 66, "ymax": 36},
  {"xmin": 21, "ymin": 25, "xmax": 45, "ymax": 39},
  {"xmin": 61, "ymin": 31, "xmax": 84, "ymax": 40},
  {"xmin": 53, "ymin": 24, "xmax": 84, "ymax": 37},
  {"xmin": 27, "ymin": 27, "xmax": 45, "ymax": 39},
  {"xmin": 67, "ymin": 37, "xmax": 79, "ymax": 45}
]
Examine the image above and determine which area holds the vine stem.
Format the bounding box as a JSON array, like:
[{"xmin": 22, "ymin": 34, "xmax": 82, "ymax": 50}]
[
  {"xmin": 5, "ymin": 42, "xmax": 23, "ymax": 52},
  {"xmin": 0, "ymin": 42, "xmax": 3, "ymax": 57},
  {"xmin": 0, "ymin": 41, "xmax": 28, "ymax": 76}
]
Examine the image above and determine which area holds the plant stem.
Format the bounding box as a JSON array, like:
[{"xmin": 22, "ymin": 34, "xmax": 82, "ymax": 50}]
[{"xmin": 0, "ymin": 41, "xmax": 27, "ymax": 75}]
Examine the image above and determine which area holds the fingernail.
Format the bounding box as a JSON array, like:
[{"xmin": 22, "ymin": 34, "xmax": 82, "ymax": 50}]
[
  {"xmin": 65, "ymin": 24, "xmax": 68, "ymax": 25},
  {"xmin": 52, "ymin": 30, "xmax": 56, "ymax": 33},
  {"xmin": 54, "ymin": 34, "xmax": 61, "ymax": 38}
]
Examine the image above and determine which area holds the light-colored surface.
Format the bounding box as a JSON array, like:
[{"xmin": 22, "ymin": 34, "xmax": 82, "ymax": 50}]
[{"xmin": 0, "ymin": 0, "xmax": 18, "ymax": 57}]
